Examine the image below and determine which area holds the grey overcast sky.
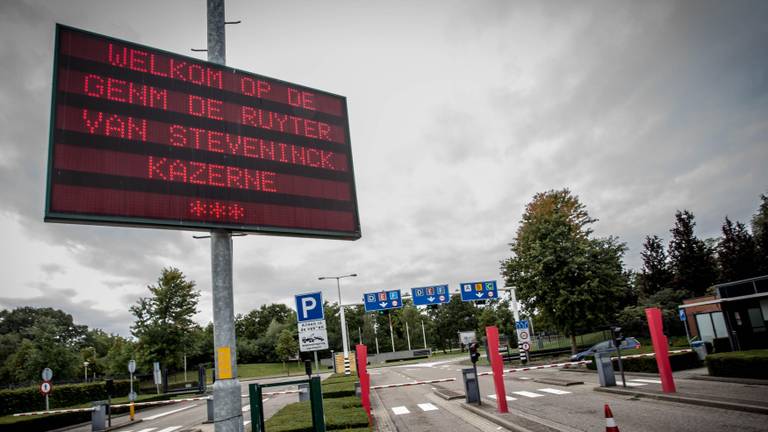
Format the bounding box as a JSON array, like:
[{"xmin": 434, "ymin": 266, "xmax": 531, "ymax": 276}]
[{"xmin": 0, "ymin": 0, "xmax": 766, "ymax": 336}]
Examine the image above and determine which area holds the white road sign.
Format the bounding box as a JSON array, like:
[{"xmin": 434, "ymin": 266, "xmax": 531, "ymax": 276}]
[
  {"xmin": 40, "ymin": 381, "xmax": 52, "ymax": 395},
  {"xmin": 458, "ymin": 331, "xmax": 476, "ymax": 346},
  {"xmin": 298, "ymin": 319, "xmax": 329, "ymax": 352}
]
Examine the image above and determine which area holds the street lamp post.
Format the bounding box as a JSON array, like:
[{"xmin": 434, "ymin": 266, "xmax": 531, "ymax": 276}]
[
  {"xmin": 83, "ymin": 361, "xmax": 89, "ymax": 383},
  {"xmin": 319, "ymin": 274, "xmax": 357, "ymax": 375}
]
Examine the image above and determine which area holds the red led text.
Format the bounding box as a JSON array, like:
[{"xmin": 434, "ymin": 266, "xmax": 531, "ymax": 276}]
[{"xmin": 148, "ymin": 156, "xmax": 278, "ymax": 192}]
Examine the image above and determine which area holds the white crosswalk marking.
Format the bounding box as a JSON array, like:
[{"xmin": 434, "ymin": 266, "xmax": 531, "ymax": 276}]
[
  {"xmin": 488, "ymin": 394, "xmax": 517, "ymax": 401},
  {"xmin": 157, "ymin": 427, "xmax": 182, "ymax": 432},
  {"xmin": 242, "ymin": 405, "xmax": 250, "ymax": 412},
  {"xmin": 143, "ymin": 404, "xmax": 196, "ymax": 420},
  {"xmin": 538, "ymin": 388, "xmax": 571, "ymax": 395},
  {"xmin": 418, "ymin": 403, "xmax": 439, "ymax": 411},
  {"xmin": 134, "ymin": 428, "xmax": 157, "ymax": 432},
  {"xmin": 512, "ymin": 391, "xmax": 543, "ymax": 398},
  {"xmin": 244, "ymin": 420, "xmax": 251, "ymax": 426},
  {"xmin": 392, "ymin": 406, "xmax": 410, "ymax": 415},
  {"xmin": 625, "ymin": 382, "xmax": 647, "ymax": 387},
  {"xmin": 631, "ymin": 379, "xmax": 662, "ymax": 384}
]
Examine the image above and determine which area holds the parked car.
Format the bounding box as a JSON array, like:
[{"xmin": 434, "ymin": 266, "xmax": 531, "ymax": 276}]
[{"xmin": 570, "ymin": 337, "xmax": 641, "ymax": 361}]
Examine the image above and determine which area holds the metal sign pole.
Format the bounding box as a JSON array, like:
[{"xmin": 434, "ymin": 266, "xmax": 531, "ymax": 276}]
[
  {"xmin": 405, "ymin": 321, "xmax": 411, "ymax": 351},
  {"xmin": 421, "ymin": 320, "xmax": 427, "ymax": 349},
  {"xmin": 388, "ymin": 313, "xmax": 395, "ymax": 352},
  {"xmin": 208, "ymin": 2, "xmax": 243, "ymax": 430}
]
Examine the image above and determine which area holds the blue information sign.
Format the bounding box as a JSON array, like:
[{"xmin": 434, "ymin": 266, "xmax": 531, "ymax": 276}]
[
  {"xmin": 679, "ymin": 309, "xmax": 686, "ymax": 321},
  {"xmin": 295, "ymin": 292, "xmax": 324, "ymax": 322},
  {"xmin": 515, "ymin": 319, "xmax": 529, "ymax": 330},
  {"xmin": 363, "ymin": 290, "xmax": 403, "ymax": 312},
  {"xmin": 459, "ymin": 280, "xmax": 498, "ymax": 302},
  {"xmin": 411, "ymin": 285, "xmax": 450, "ymax": 306}
]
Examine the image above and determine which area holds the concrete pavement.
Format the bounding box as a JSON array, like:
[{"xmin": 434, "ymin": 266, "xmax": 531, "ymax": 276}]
[{"xmin": 369, "ymin": 357, "xmax": 768, "ymax": 432}]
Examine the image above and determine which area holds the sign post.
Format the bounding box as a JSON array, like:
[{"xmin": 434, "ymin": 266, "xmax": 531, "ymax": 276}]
[
  {"xmin": 515, "ymin": 320, "xmax": 531, "ymax": 364},
  {"xmin": 41, "ymin": 368, "xmax": 53, "ymax": 411},
  {"xmin": 295, "ymin": 292, "xmax": 329, "ymax": 373},
  {"xmin": 128, "ymin": 360, "xmax": 136, "ymax": 421},
  {"xmin": 460, "ymin": 281, "xmax": 498, "ymax": 302},
  {"xmin": 410, "ymin": 285, "xmax": 450, "ymax": 306}
]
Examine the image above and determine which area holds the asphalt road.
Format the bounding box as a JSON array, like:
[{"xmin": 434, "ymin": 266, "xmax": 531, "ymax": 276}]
[
  {"xmin": 68, "ymin": 374, "xmax": 316, "ymax": 432},
  {"xmin": 369, "ymin": 358, "xmax": 768, "ymax": 432}
]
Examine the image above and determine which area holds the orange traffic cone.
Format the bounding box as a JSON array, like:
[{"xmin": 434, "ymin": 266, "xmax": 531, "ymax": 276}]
[{"xmin": 605, "ymin": 404, "xmax": 619, "ymax": 431}]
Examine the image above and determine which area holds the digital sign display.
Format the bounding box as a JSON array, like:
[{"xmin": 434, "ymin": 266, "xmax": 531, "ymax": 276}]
[{"xmin": 45, "ymin": 25, "xmax": 360, "ymax": 239}]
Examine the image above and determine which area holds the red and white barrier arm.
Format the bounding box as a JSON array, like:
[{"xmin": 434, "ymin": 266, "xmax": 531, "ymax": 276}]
[
  {"xmin": 612, "ymin": 348, "xmax": 692, "ymax": 360},
  {"xmin": 111, "ymin": 395, "xmax": 209, "ymax": 409},
  {"xmin": 371, "ymin": 378, "xmax": 456, "ymax": 389},
  {"xmin": 476, "ymin": 360, "xmax": 594, "ymax": 376},
  {"xmin": 13, "ymin": 406, "xmax": 96, "ymax": 417}
]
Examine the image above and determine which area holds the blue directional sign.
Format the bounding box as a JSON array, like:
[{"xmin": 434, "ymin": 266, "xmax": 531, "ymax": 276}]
[
  {"xmin": 363, "ymin": 289, "xmax": 403, "ymax": 312},
  {"xmin": 411, "ymin": 285, "xmax": 450, "ymax": 306},
  {"xmin": 679, "ymin": 309, "xmax": 686, "ymax": 321},
  {"xmin": 515, "ymin": 319, "xmax": 529, "ymax": 330},
  {"xmin": 459, "ymin": 280, "xmax": 498, "ymax": 302},
  {"xmin": 295, "ymin": 292, "xmax": 324, "ymax": 322}
]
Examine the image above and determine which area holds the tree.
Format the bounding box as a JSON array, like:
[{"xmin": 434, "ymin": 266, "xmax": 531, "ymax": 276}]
[
  {"xmin": 430, "ymin": 295, "xmax": 478, "ymax": 352},
  {"xmin": 638, "ymin": 235, "xmax": 672, "ymax": 298},
  {"xmin": 718, "ymin": 217, "xmax": 760, "ymax": 281},
  {"xmin": 130, "ymin": 267, "xmax": 201, "ymax": 370},
  {"xmin": 275, "ymin": 329, "xmax": 298, "ymax": 375},
  {"xmin": 751, "ymin": 194, "xmax": 768, "ymax": 274},
  {"xmin": 501, "ymin": 189, "xmax": 628, "ymax": 353},
  {"xmin": 668, "ymin": 210, "xmax": 719, "ymax": 296}
]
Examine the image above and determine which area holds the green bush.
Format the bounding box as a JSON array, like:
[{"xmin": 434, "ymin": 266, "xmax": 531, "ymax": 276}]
[
  {"xmin": 706, "ymin": 349, "xmax": 768, "ymax": 379},
  {"xmin": 0, "ymin": 411, "xmax": 92, "ymax": 432},
  {"xmin": 0, "ymin": 380, "xmax": 132, "ymax": 416},
  {"xmin": 586, "ymin": 351, "xmax": 701, "ymax": 373}
]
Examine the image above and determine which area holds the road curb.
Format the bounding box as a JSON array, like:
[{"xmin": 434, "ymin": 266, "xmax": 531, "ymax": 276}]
[
  {"xmin": 686, "ymin": 374, "xmax": 768, "ymax": 386},
  {"xmin": 593, "ymin": 386, "xmax": 768, "ymax": 414},
  {"xmin": 369, "ymin": 387, "xmax": 398, "ymax": 432},
  {"xmin": 460, "ymin": 403, "xmax": 535, "ymax": 432}
]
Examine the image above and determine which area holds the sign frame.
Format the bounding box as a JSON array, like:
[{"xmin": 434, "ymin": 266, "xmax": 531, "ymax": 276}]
[
  {"xmin": 410, "ymin": 285, "xmax": 450, "ymax": 306},
  {"xmin": 298, "ymin": 319, "xmax": 329, "ymax": 352},
  {"xmin": 363, "ymin": 289, "xmax": 403, "ymax": 312},
  {"xmin": 45, "ymin": 24, "xmax": 361, "ymax": 240},
  {"xmin": 295, "ymin": 292, "xmax": 325, "ymax": 322},
  {"xmin": 459, "ymin": 280, "xmax": 498, "ymax": 302}
]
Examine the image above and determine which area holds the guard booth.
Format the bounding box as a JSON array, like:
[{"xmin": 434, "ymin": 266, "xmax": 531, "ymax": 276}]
[{"xmin": 249, "ymin": 376, "xmax": 325, "ymax": 432}]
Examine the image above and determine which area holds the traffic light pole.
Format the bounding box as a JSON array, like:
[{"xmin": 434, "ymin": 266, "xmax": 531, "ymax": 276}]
[{"xmin": 208, "ymin": 1, "xmax": 243, "ymax": 430}]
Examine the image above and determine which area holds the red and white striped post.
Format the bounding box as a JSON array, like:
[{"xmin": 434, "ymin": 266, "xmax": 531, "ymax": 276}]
[{"xmin": 485, "ymin": 326, "xmax": 509, "ymax": 413}]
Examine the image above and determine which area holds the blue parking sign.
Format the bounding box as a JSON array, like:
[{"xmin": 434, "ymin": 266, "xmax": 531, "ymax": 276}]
[{"xmin": 295, "ymin": 292, "xmax": 324, "ymax": 322}]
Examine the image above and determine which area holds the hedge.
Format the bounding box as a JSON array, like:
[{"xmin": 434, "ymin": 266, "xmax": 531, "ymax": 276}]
[
  {"xmin": 0, "ymin": 380, "xmax": 132, "ymax": 416},
  {"xmin": 706, "ymin": 349, "xmax": 768, "ymax": 379},
  {"xmin": 587, "ymin": 351, "xmax": 701, "ymax": 373}
]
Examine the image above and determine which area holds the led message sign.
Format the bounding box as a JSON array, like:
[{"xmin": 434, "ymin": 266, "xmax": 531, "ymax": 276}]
[{"xmin": 45, "ymin": 25, "xmax": 360, "ymax": 239}]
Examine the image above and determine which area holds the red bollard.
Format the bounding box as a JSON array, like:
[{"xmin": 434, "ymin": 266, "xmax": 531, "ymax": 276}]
[
  {"xmin": 645, "ymin": 307, "xmax": 676, "ymax": 393},
  {"xmin": 485, "ymin": 326, "xmax": 509, "ymax": 413},
  {"xmin": 355, "ymin": 344, "xmax": 372, "ymax": 422}
]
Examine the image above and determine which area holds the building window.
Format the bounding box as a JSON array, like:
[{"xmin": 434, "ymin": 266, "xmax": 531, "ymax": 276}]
[
  {"xmin": 747, "ymin": 308, "xmax": 766, "ymax": 333},
  {"xmin": 695, "ymin": 312, "xmax": 729, "ymax": 343}
]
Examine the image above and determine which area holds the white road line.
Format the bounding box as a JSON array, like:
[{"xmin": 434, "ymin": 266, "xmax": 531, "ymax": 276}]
[
  {"xmin": 157, "ymin": 427, "xmax": 182, "ymax": 432},
  {"xmin": 369, "ymin": 372, "xmax": 381, "ymax": 375},
  {"xmin": 631, "ymin": 379, "xmax": 662, "ymax": 384},
  {"xmin": 488, "ymin": 394, "xmax": 517, "ymax": 401},
  {"xmin": 392, "ymin": 406, "xmax": 410, "ymax": 415},
  {"xmin": 134, "ymin": 428, "xmax": 158, "ymax": 432},
  {"xmin": 538, "ymin": 388, "xmax": 571, "ymax": 395},
  {"xmin": 143, "ymin": 404, "xmax": 196, "ymax": 420},
  {"xmin": 244, "ymin": 420, "xmax": 251, "ymax": 426},
  {"xmin": 625, "ymin": 382, "xmax": 647, "ymax": 387},
  {"xmin": 518, "ymin": 377, "xmax": 532, "ymax": 380},
  {"xmin": 418, "ymin": 403, "xmax": 439, "ymax": 412},
  {"xmin": 512, "ymin": 391, "xmax": 544, "ymax": 398},
  {"xmin": 242, "ymin": 405, "xmax": 250, "ymax": 412}
]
